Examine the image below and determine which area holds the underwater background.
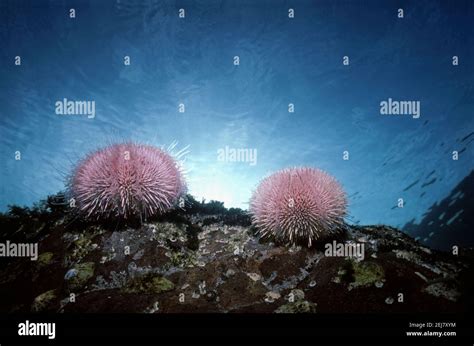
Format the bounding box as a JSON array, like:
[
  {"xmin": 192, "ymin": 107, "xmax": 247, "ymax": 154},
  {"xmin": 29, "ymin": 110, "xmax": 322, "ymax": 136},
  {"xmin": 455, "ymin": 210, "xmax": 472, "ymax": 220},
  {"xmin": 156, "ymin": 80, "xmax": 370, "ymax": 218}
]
[{"xmin": 0, "ymin": 0, "xmax": 472, "ymax": 249}]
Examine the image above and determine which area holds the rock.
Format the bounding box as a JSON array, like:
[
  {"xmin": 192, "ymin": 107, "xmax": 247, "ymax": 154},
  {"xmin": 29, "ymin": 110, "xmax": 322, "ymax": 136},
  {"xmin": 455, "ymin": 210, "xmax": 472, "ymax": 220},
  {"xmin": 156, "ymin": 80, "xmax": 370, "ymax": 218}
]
[
  {"xmin": 123, "ymin": 274, "xmax": 175, "ymax": 294},
  {"xmin": 65, "ymin": 227, "xmax": 104, "ymax": 265},
  {"xmin": 349, "ymin": 260, "xmax": 385, "ymax": 289},
  {"xmin": 275, "ymin": 300, "xmax": 317, "ymax": 313},
  {"xmin": 37, "ymin": 252, "xmax": 54, "ymax": 268},
  {"xmin": 66, "ymin": 262, "xmax": 95, "ymax": 291},
  {"xmin": 0, "ymin": 198, "xmax": 472, "ymax": 313},
  {"xmin": 133, "ymin": 249, "xmax": 145, "ymax": 261},
  {"xmin": 423, "ymin": 282, "xmax": 460, "ymax": 302},
  {"xmin": 31, "ymin": 289, "xmax": 57, "ymax": 312}
]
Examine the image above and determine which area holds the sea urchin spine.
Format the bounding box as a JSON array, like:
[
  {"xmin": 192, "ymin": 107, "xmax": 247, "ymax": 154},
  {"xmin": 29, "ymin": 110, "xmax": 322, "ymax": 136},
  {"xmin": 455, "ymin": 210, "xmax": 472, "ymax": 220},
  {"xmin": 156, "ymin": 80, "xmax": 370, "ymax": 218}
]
[{"xmin": 250, "ymin": 167, "xmax": 347, "ymax": 246}]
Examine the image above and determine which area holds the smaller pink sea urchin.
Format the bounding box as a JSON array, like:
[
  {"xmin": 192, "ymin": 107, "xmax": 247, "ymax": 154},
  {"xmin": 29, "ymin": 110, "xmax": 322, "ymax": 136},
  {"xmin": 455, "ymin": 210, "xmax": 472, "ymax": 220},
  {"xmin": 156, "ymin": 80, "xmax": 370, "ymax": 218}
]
[
  {"xmin": 250, "ymin": 167, "xmax": 347, "ymax": 247},
  {"xmin": 70, "ymin": 143, "xmax": 186, "ymax": 220}
]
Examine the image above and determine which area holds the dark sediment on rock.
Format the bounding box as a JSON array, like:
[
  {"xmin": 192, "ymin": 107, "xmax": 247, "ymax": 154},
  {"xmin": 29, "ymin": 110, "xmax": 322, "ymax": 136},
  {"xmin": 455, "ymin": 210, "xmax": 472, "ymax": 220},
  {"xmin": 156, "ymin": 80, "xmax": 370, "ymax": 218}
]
[{"xmin": 0, "ymin": 194, "xmax": 472, "ymax": 313}]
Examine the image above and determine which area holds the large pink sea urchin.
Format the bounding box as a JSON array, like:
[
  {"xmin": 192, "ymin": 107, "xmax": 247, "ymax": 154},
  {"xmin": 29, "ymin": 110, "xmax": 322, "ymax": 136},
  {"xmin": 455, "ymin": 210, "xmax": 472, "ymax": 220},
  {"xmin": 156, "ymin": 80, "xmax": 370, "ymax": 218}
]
[
  {"xmin": 70, "ymin": 143, "xmax": 186, "ymax": 220},
  {"xmin": 250, "ymin": 167, "xmax": 347, "ymax": 247}
]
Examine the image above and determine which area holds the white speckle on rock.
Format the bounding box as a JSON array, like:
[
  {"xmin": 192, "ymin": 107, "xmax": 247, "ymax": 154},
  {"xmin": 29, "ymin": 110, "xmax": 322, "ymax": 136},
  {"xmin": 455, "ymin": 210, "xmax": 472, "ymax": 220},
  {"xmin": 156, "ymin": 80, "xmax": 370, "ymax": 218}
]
[
  {"xmin": 424, "ymin": 282, "xmax": 460, "ymax": 302},
  {"xmin": 64, "ymin": 269, "xmax": 77, "ymax": 280},
  {"xmin": 264, "ymin": 291, "xmax": 281, "ymax": 303},
  {"xmin": 225, "ymin": 269, "xmax": 236, "ymax": 278},
  {"xmin": 198, "ymin": 281, "xmax": 206, "ymax": 295},
  {"xmin": 420, "ymin": 247, "xmax": 432, "ymax": 254},
  {"xmin": 145, "ymin": 301, "xmax": 159, "ymax": 313},
  {"xmin": 133, "ymin": 249, "xmax": 145, "ymax": 260},
  {"xmin": 246, "ymin": 272, "xmax": 261, "ymax": 282},
  {"xmin": 288, "ymin": 245, "xmax": 301, "ymax": 253},
  {"xmin": 414, "ymin": 271, "xmax": 428, "ymax": 282}
]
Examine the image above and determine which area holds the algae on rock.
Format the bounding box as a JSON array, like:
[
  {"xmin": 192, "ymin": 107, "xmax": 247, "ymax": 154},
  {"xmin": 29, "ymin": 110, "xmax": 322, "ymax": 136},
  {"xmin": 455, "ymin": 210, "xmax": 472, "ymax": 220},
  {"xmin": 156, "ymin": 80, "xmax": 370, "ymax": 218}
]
[{"xmin": 123, "ymin": 274, "xmax": 175, "ymax": 294}]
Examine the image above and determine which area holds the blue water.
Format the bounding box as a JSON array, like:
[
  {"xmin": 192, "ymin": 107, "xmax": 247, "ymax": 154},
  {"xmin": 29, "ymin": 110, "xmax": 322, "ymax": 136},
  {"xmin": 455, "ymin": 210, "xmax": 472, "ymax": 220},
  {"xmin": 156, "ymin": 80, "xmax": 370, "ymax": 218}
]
[{"xmin": 0, "ymin": 0, "xmax": 473, "ymax": 229}]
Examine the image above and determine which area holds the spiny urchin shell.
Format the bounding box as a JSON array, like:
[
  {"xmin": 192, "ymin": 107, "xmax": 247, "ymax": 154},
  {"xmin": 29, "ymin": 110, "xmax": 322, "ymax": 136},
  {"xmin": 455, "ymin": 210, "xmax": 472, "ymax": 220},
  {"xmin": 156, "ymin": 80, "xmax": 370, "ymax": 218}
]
[
  {"xmin": 250, "ymin": 167, "xmax": 347, "ymax": 247},
  {"xmin": 70, "ymin": 143, "xmax": 186, "ymax": 220}
]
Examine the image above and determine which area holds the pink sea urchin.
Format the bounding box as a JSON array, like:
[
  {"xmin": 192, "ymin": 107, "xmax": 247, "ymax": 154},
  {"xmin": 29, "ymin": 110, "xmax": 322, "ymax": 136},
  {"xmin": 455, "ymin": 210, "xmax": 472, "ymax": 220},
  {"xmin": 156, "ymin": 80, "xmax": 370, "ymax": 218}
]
[
  {"xmin": 250, "ymin": 167, "xmax": 347, "ymax": 247},
  {"xmin": 70, "ymin": 143, "xmax": 186, "ymax": 220}
]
